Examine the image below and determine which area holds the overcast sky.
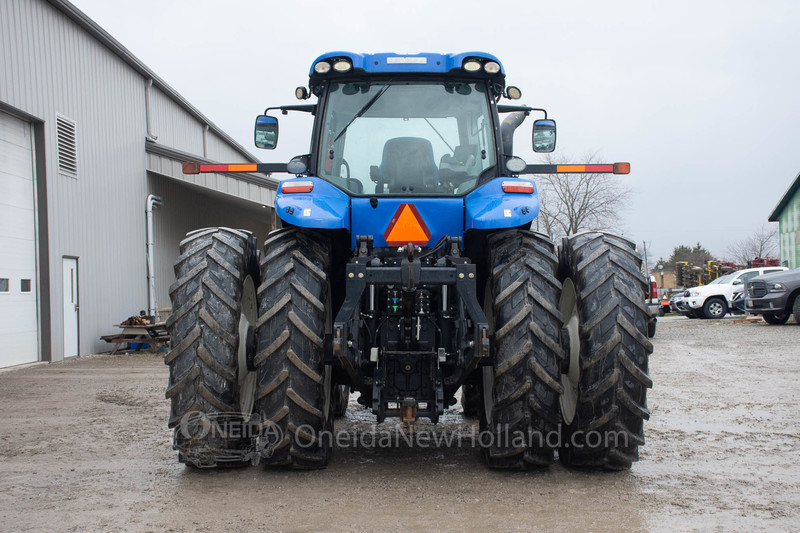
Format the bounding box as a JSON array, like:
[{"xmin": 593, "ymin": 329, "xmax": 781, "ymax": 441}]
[{"xmin": 71, "ymin": 0, "xmax": 800, "ymax": 264}]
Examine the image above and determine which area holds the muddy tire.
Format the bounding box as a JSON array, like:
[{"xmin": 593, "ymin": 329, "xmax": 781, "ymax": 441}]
[
  {"xmin": 763, "ymin": 313, "xmax": 790, "ymax": 325},
  {"xmin": 794, "ymin": 295, "xmax": 800, "ymax": 325},
  {"xmin": 559, "ymin": 233, "xmax": 653, "ymax": 470},
  {"xmin": 165, "ymin": 227, "xmax": 260, "ymax": 468},
  {"xmin": 252, "ymin": 229, "xmax": 333, "ymax": 469},
  {"xmin": 480, "ymin": 230, "xmax": 564, "ymax": 468}
]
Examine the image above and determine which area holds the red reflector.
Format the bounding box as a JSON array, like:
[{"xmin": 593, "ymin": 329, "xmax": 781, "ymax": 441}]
[
  {"xmin": 613, "ymin": 162, "xmax": 631, "ymax": 174},
  {"xmin": 501, "ymin": 180, "xmax": 534, "ymax": 194},
  {"xmin": 182, "ymin": 162, "xmax": 200, "ymax": 174},
  {"xmin": 281, "ymin": 180, "xmax": 314, "ymax": 194}
]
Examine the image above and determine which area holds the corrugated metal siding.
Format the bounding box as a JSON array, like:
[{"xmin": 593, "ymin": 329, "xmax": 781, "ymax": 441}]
[
  {"xmin": 2, "ymin": 0, "xmax": 148, "ymax": 360},
  {"xmin": 778, "ymin": 192, "xmax": 799, "ymax": 268},
  {"xmin": 147, "ymin": 172, "xmax": 273, "ymax": 313},
  {"xmin": 206, "ymin": 130, "xmax": 252, "ymax": 162},
  {"xmin": 149, "ymin": 86, "xmax": 204, "ymax": 155},
  {"xmin": 1, "ymin": 0, "xmax": 274, "ymax": 360}
]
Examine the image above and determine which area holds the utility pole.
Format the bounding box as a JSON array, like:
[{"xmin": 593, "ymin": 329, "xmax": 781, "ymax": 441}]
[{"xmin": 642, "ymin": 241, "xmax": 649, "ymax": 277}]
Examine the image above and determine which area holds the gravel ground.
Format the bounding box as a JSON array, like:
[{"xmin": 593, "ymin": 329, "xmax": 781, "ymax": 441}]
[{"xmin": 0, "ymin": 316, "xmax": 798, "ymax": 532}]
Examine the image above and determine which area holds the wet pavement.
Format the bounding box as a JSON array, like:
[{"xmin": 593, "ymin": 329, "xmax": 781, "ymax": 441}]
[{"xmin": 0, "ymin": 316, "xmax": 798, "ymax": 532}]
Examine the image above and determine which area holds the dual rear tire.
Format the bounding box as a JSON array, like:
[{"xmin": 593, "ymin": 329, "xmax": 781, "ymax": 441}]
[
  {"xmin": 480, "ymin": 230, "xmax": 653, "ymax": 470},
  {"xmin": 166, "ymin": 228, "xmax": 335, "ymax": 469},
  {"xmin": 165, "ymin": 228, "xmax": 260, "ymax": 468}
]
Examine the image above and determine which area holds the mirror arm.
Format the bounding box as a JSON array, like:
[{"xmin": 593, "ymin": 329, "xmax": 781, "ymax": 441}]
[
  {"xmin": 497, "ymin": 105, "xmax": 547, "ymax": 118},
  {"xmin": 264, "ymin": 104, "xmax": 317, "ymax": 115}
]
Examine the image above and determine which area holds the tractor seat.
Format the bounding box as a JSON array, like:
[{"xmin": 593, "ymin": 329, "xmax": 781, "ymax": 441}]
[{"xmin": 378, "ymin": 137, "xmax": 438, "ymax": 193}]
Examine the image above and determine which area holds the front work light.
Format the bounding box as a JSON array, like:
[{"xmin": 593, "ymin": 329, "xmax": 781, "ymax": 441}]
[
  {"xmin": 483, "ymin": 61, "xmax": 501, "ymax": 74},
  {"xmin": 463, "ymin": 60, "xmax": 482, "ymax": 72},
  {"xmin": 333, "ymin": 60, "xmax": 352, "ymax": 72},
  {"xmin": 314, "ymin": 61, "xmax": 331, "ymax": 74}
]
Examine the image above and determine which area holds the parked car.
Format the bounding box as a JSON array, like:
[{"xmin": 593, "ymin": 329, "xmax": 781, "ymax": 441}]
[
  {"xmin": 745, "ymin": 268, "xmax": 800, "ymax": 325},
  {"xmin": 675, "ymin": 266, "xmax": 789, "ymax": 319}
]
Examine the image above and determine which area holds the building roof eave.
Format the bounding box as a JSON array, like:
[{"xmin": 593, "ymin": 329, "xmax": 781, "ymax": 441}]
[{"xmin": 769, "ymin": 170, "xmax": 800, "ymax": 222}]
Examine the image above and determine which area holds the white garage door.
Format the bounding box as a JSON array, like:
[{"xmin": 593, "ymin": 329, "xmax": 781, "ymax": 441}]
[{"xmin": 0, "ymin": 110, "xmax": 38, "ymax": 367}]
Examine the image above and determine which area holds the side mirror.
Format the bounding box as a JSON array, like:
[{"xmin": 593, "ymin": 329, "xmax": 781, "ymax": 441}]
[
  {"xmin": 532, "ymin": 119, "xmax": 557, "ymax": 153},
  {"xmin": 732, "ymin": 279, "xmax": 742, "ymax": 286},
  {"xmin": 254, "ymin": 115, "xmax": 278, "ymax": 149}
]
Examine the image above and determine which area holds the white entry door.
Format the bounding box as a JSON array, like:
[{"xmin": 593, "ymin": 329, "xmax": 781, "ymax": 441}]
[{"xmin": 62, "ymin": 257, "xmax": 79, "ymax": 358}]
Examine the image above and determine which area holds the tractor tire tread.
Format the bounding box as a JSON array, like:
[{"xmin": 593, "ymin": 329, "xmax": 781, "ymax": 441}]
[
  {"xmin": 483, "ymin": 229, "xmax": 563, "ymax": 469},
  {"xmin": 253, "ymin": 229, "xmax": 332, "ymax": 469},
  {"xmin": 165, "ymin": 227, "xmax": 257, "ymax": 468},
  {"xmin": 559, "ymin": 232, "xmax": 653, "ymax": 470}
]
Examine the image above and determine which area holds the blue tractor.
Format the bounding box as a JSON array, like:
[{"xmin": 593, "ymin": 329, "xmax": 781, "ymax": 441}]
[{"xmin": 166, "ymin": 52, "xmax": 653, "ymax": 470}]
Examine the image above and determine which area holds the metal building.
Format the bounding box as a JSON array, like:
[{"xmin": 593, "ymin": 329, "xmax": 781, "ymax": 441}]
[
  {"xmin": 769, "ymin": 171, "xmax": 800, "ymax": 269},
  {"xmin": 0, "ymin": 0, "xmax": 277, "ymax": 367}
]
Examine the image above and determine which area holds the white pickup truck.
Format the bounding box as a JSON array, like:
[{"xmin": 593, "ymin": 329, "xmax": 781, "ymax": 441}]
[{"xmin": 674, "ymin": 266, "xmax": 788, "ymax": 319}]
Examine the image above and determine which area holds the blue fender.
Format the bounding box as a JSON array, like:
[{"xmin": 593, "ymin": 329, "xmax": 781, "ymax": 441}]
[
  {"xmin": 275, "ymin": 177, "xmax": 350, "ymax": 230},
  {"xmin": 465, "ymin": 177, "xmax": 539, "ymax": 230},
  {"xmin": 276, "ymin": 176, "xmax": 540, "ymax": 245}
]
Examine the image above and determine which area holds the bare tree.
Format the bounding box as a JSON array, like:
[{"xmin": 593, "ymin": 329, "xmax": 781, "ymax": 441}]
[
  {"xmin": 531, "ymin": 153, "xmax": 631, "ymax": 239},
  {"xmin": 724, "ymin": 224, "xmax": 779, "ymax": 265}
]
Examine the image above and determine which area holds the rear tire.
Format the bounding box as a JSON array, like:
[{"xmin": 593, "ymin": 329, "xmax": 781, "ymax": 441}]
[
  {"xmin": 480, "ymin": 230, "xmax": 564, "ymax": 468},
  {"xmin": 794, "ymin": 295, "xmax": 800, "ymax": 325},
  {"xmin": 252, "ymin": 229, "xmax": 333, "ymax": 469},
  {"xmin": 558, "ymin": 233, "xmax": 653, "ymax": 470},
  {"xmin": 763, "ymin": 313, "xmax": 790, "ymax": 325},
  {"xmin": 703, "ymin": 297, "xmax": 727, "ymax": 319},
  {"xmin": 165, "ymin": 227, "xmax": 260, "ymax": 468},
  {"xmin": 332, "ymin": 384, "xmax": 349, "ymax": 418}
]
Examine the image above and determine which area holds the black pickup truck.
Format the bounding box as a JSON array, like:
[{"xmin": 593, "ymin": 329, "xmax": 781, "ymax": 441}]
[{"xmin": 745, "ymin": 268, "xmax": 800, "ymax": 325}]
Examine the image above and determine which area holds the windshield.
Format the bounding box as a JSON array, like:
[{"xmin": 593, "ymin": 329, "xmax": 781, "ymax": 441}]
[
  {"xmin": 318, "ymin": 81, "xmax": 496, "ymax": 196},
  {"xmin": 709, "ymin": 273, "xmax": 736, "ymax": 285}
]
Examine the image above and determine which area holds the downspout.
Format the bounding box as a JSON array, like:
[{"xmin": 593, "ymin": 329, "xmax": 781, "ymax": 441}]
[
  {"xmin": 145, "ymin": 79, "xmax": 158, "ymax": 141},
  {"xmin": 146, "ymin": 194, "xmax": 163, "ymax": 320}
]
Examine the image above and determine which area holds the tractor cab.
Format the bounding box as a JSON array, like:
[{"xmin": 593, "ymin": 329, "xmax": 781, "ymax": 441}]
[{"xmin": 253, "ymin": 52, "xmax": 560, "ymax": 249}]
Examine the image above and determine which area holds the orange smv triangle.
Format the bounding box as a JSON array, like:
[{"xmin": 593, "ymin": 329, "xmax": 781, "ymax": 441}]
[{"xmin": 383, "ymin": 204, "xmax": 432, "ymax": 247}]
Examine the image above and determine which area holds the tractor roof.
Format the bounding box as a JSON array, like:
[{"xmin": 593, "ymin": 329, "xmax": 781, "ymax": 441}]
[{"xmin": 308, "ymin": 51, "xmax": 506, "ymax": 85}]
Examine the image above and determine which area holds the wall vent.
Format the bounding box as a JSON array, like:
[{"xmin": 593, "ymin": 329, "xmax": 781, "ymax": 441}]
[{"xmin": 56, "ymin": 114, "xmax": 78, "ymax": 177}]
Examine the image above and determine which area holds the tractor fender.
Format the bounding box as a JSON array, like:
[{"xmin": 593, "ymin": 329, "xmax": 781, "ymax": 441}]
[
  {"xmin": 275, "ymin": 177, "xmax": 350, "ymax": 230},
  {"xmin": 464, "ymin": 177, "xmax": 539, "ymax": 230}
]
